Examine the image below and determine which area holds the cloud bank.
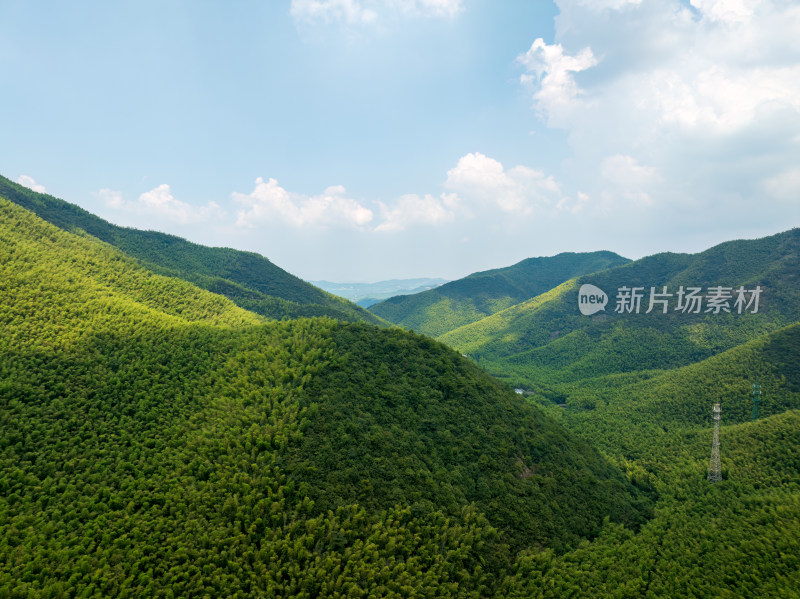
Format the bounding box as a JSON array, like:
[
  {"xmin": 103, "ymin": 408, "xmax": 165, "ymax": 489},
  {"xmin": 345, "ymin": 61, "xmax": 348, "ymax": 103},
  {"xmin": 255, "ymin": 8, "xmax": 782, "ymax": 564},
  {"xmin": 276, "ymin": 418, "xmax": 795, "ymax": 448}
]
[
  {"xmin": 517, "ymin": 0, "xmax": 800, "ymax": 233},
  {"xmin": 94, "ymin": 0, "xmax": 800, "ymax": 280},
  {"xmin": 98, "ymin": 150, "xmax": 569, "ymax": 238}
]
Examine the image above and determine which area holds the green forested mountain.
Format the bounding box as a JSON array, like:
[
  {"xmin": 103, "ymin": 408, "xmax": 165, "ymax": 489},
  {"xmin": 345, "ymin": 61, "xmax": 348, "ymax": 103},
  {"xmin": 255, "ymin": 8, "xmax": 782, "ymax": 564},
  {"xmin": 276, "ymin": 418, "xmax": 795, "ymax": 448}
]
[
  {"xmin": 0, "ymin": 198, "xmax": 652, "ymax": 596},
  {"xmin": 3, "ymin": 189, "xmax": 798, "ymax": 597},
  {"xmin": 505, "ymin": 323, "xmax": 800, "ymax": 598},
  {"xmin": 0, "ymin": 175, "xmax": 383, "ymax": 325},
  {"xmin": 0, "ymin": 199, "xmax": 263, "ymax": 338},
  {"xmin": 369, "ymin": 251, "xmax": 630, "ymax": 337},
  {"xmin": 430, "ymin": 230, "xmax": 800, "ymax": 597},
  {"xmin": 543, "ymin": 321, "xmax": 800, "ymax": 457},
  {"xmin": 357, "ymin": 225, "xmax": 799, "ymax": 596},
  {"xmin": 439, "ymin": 229, "xmax": 800, "ymax": 388},
  {"xmin": 502, "ymin": 409, "xmax": 800, "ymax": 598}
]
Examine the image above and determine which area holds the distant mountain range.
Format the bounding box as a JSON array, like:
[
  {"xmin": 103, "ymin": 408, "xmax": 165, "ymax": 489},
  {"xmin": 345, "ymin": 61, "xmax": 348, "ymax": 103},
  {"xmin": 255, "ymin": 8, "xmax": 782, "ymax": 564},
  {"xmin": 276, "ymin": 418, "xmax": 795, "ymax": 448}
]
[
  {"xmin": 369, "ymin": 251, "xmax": 630, "ymax": 337},
  {"xmin": 436, "ymin": 229, "xmax": 800, "ymax": 389},
  {"xmin": 365, "ymin": 229, "xmax": 800, "ymax": 391},
  {"xmin": 311, "ymin": 278, "xmax": 449, "ymax": 307}
]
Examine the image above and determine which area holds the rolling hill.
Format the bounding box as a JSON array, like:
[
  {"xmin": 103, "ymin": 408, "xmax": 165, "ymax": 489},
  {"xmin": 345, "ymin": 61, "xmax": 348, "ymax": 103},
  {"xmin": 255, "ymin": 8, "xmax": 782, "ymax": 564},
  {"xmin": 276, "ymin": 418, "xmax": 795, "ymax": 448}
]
[
  {"xmin": 504, "ymin": 322, "xmax": 800, "ymax": 598},
  {"xmin": 361, "ymin": 224, "xmax": 800, "ymax": 597},
  {"xmin": 503, "ymin": 408, "xmax": 800, "ymax": 598},
  {"xmin": 369, "ymin": 251, "xmax": 630, "ymax": 337},
  {"xmin": 0, "ymin": 175, "xmax": 383, "ymax": 325},
  {"xmin": 439, "ymin": 229, "xmax": 800, "ymax": 388},
  {"xmin": 0, "ymin": 197, "xmax": 652, "ymax": 596},
  {"xmin": 541, "ymin": 321, "xmax": 800, "ymax": 457},
  {"xmin": 4, "ymin": 180, "xmax": 799, "ymax": 597}
]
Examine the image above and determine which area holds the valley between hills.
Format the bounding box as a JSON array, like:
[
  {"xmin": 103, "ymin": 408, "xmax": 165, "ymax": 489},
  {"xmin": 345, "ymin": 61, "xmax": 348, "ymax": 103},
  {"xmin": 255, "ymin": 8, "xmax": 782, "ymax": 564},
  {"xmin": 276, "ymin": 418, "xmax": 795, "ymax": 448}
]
[{"xmin": 1, "ymin": 173, "xmax": 799, "ymax": 597}]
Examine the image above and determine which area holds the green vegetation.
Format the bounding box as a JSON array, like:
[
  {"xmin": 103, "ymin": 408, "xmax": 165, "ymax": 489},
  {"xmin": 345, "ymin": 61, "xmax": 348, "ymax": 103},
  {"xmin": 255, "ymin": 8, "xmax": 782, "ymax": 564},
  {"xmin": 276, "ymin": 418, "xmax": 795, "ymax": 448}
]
[
  {"xmin": 374, "ymin": 225, "xmax": 800, "ymax": 597},
  {"xmin": 503, "ymin": 412, "xmax": 800, "ymax": 598},
  {"xmin": 536, "ymin": 323, "xmax": 800, "ymax": 456},
  {"xmin": 0, "ymin": 197, "xmax": 651, "ymax": 596},
  {"xmin": 0, "ymin": 198, "xmax": 262, "ymax": 341},
  {"xmin": 508, "ymin": 325, "xmax": 800, "ymax": 598},
  {"xmin": 370, "ymin": 251, "xmax": 629, "ymax": 337},
  {"xmin": 0, "ymin": 175, "xmax": 383, "ymax": 325},
  {"xmin": 287, "ymin": 324, "xmax": 650, "ymax": 556},
  {"xmin": 439, "ymin": 229, "xmax": 800, "ymax": 389},
  {"xmin": 3, "ymin": 183, "xmax": 799, "ymax": 597}
]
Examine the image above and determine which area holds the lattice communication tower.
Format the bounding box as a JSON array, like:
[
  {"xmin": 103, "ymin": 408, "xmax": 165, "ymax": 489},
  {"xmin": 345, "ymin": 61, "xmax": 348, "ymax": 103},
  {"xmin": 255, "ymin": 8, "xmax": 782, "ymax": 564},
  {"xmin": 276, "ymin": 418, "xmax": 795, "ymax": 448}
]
[
  {"xmin": 707, "ymin": 403, "xmax": 722, "ymax": 483},
  {"xmin": 752, "ymin": 381, "xmax": 761, "ymax": 421}
]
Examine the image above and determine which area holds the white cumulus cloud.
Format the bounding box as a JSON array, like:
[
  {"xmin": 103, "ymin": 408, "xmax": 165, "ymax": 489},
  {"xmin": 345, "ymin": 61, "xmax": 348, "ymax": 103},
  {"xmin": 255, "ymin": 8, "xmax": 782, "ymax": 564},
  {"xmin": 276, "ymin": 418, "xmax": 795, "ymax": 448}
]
[
  {"xmin": 375, "ymin": 192, "xmax": 458, "ymax": 232},
  {"xmin": 445, "ymin": 152, "xmax": 563, "ymax": 214},
  {"xmin": 232, "ymin": 152, "xmax": 565, "ymax": 235},
  {"xmin": 100, "ymin": 184, "xmax": 225, "ymax": 225},
  {"xmin": 517, "ymin": 38, "xmax": 597, "ymax": 127},
  {"xmin": 690, "ymin": 0, "xmax": 755, "ymax": 24},
  {"xmin": 233, "ymin": 177, "xmax": 373, "ymax": 229},
  {"xmin": 17, "ymin": 175, "xmax": 46, "ymax": 193},
  {"xmin": 516, "ymin": 0, "xmax": 800, "ymax": 230}
]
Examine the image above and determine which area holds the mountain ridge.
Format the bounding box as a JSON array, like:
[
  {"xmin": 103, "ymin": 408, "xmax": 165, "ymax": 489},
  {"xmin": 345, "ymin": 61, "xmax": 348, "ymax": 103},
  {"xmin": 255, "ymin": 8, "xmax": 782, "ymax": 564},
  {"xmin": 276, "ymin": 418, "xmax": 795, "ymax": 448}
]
[
  {"xmin": 369, "ymin": 250, "xmax": 631, "ymax": 337},
  {"xmin": 0, "ymin": 174, "xmax": 384, "ymax": 325},
  {"xmin": 438, "ymin": 228, "xmax": 800, "ymax": 388},
  {"xmin": 0, "ymin": 193, "xmax": 653, "ymax": 595}
]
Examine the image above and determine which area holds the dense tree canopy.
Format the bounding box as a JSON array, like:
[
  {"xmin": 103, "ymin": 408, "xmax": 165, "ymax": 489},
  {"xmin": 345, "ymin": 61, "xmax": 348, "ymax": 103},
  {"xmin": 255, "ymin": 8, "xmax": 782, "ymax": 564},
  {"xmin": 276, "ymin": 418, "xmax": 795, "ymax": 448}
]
[
  {"xmin": 0, "ymin": 197, "xmax": 650, "ymax": 596},
  {"xmin": 439, "ymin": 229, "xmax": 800, "ymax": 390},
  {"xmin": 2, "ymin": 190, "xmax": 799, "ymax": 597},
  {"xmin": 0, "ymin": 175, "xmax": 384, "ymax": 325},
  {"xmin": 370, "ymin": 251, "xmax": 629, "ymax": 337}
]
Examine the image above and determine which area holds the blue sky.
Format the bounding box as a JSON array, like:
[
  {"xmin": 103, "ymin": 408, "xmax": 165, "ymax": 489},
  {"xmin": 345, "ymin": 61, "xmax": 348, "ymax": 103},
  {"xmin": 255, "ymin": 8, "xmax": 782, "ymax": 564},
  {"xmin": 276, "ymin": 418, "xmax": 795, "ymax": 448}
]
[{"xmin": 3, "ymin": 0, "xmax": 799, "ymax": 281}]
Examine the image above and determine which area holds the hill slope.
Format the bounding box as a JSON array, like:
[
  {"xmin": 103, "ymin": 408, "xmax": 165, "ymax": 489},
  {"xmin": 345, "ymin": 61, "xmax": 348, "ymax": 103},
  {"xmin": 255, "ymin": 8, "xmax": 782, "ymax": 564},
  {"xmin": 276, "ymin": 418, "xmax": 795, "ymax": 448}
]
[
  {"xmin": 369, "ymin": 251, "xmax": 630, "ymax": 337},
  {"xmin": 0, "ymin": 198, "xmax": 650, "ymax": 596},
  {"xmin": 0, "ymin": 198, "xmax": 262, "ymax": 343},
  {"xmin": 503, "ymin": 409, "xmax": 800, "ymax": 598},
  {"xmin": 0, "ymin": 174, "xmax": 383, "ymax": 325},
  {"xmin": 502, "ymin": 322, "xmax": 800, "ymax": 598},
  {"xmin": 440, "ymin": 229, "xmax": 800, "ymax": 388},
  {"xmin": 543, "ymin": 321, "xmax": 800, "ymax": 458}
]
